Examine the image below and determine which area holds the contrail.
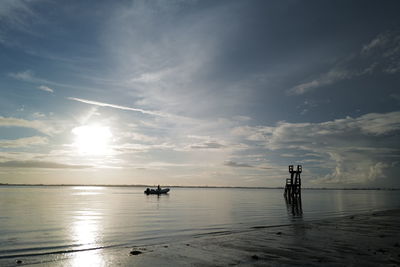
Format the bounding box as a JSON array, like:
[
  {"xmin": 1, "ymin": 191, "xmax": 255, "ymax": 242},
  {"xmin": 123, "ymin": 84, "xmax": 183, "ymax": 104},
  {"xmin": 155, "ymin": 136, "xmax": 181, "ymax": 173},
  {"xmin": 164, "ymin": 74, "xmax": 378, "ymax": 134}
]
[{"xmin": 67, "ymin": 97, "xmax": 166, "ymax": 117}]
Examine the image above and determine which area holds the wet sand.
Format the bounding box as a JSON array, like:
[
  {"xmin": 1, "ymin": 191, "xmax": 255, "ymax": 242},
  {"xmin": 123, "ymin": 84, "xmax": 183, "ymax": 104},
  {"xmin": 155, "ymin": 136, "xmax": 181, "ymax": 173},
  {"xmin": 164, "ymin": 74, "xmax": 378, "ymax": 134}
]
[{"xmin": 5, "ymin": 209, "xmax": 400, "ymax": 266}]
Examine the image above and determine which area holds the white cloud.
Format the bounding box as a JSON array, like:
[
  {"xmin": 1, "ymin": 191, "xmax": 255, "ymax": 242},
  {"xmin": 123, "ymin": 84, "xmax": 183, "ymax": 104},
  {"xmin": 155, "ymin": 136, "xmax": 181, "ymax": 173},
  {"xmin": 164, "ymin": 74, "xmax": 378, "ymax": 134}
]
[
  {"xmin": 114, "ymin": 142, "xmax": 175, "ymax": 154},
  {"xmin": 123, "ymin": 132, "xmax": 159, "ymax": 143},
  {"xmin": 223, "ymin": 160, "xmax": 272, "ymax": 170},
  {"xmin": 32, "ymin": 112, "xmax": 46, "ymax": 118},
  {"xmin": 224, "ymin": 160, "xmax": 253, "ymax": 168},
  {"xmin": 0, "ymin": 116, "xmax": 59, "ymax": 135},
  {"xmin": 129, "ymin": 68, "xmax": 173, "ymax": 83},
  {"xmin": 0, "ymin": 0, "xmax": 38, "ymax": 35},
  {"xmin": 101, "ymin": 0, "xmax": 252, "ymax": 119},
  {"xmin": 288, "ymin": 31, "xmax": 400, "ymax": 95},
  {"xmin": 361, "ymin": 32, "xmax": 390, "ymax": 53},
  {"xmin": 0, "ymin": 160, "xmax": 91, "ymax": 169},
  {"xmin": 38, "ymin": 85, "xmax": 54, "ymax": 93},
  {"xmin": 232, "ymin": 125, "xmax": 273, "ymax": 141},
  {"xmin": 288, "ymin": 69, "xmax": 352, "ymax": 95},
  {"xmin": 186, "ymin": 135, "xmax": 212, "ymax": 140},
  {"xmin": 234, "ymin": 111, "xmax": 400, "ymax": 185},
  {"xmin": 354, "ymin": 112, "xmax": 400, "ymax": 135},
  {"xmin": 9, "ymin": 70, "xmax": 36, "ymax": 81},
  {"xmin": 384, "ymin": 62, "xmax": 400, "ymax": 74},
  {"xmin": 9, "ymin": 70, "xmax": 98, "ymax": 92},
  {"xmin": 0, "ymin": 136, "xmax": 48, "ymax": 148},
  {"xmin": 190, "ymin": 141, "xmax": 226, "ymax": 149}
]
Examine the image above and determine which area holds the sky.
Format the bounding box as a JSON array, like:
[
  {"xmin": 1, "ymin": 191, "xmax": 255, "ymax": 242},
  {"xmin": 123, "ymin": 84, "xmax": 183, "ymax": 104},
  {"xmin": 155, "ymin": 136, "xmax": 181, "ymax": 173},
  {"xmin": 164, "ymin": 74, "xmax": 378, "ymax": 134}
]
[{"xmin": 0, "ymin": 0, "xmax": 399, "ymax": 188}]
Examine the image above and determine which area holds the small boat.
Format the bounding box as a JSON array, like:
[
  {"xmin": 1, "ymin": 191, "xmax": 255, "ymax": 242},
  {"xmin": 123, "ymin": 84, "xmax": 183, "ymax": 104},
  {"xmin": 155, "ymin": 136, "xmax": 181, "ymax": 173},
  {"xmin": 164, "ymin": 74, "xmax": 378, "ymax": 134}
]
[{"xmin": 144, "ymin": 187, "xmax": 170, "ymax": 195}]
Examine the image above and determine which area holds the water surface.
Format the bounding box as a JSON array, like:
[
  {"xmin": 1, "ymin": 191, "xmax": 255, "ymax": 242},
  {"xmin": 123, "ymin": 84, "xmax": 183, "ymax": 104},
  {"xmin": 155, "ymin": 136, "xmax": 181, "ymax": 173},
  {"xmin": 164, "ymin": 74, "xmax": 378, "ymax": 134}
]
[{"xmin": 0, "ymin": 186, "xmax": 399, "ymax": 259}]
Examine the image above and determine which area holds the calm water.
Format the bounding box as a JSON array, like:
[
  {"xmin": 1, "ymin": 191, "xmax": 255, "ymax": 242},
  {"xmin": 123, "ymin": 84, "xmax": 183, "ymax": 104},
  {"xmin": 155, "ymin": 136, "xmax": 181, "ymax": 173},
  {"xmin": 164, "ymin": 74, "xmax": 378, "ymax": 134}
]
[{"xmin": 0, "ymin": 186, "xmax": 399, "ymax": 260}]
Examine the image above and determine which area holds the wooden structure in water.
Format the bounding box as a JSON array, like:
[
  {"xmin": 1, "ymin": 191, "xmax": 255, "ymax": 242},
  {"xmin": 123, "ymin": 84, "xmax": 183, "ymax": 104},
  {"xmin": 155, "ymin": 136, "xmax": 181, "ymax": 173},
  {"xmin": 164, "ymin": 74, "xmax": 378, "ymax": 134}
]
[{"xmin": 284, "ymin": 165, "xmax": 302, "ymax": 199}]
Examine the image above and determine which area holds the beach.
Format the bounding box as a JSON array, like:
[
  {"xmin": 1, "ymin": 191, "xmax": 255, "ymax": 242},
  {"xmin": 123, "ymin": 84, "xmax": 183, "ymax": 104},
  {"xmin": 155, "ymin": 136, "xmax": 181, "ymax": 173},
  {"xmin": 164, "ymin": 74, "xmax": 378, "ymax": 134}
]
[{"xmin": 4, "ymin": 209, "xmax": 400, "ymax": 266}]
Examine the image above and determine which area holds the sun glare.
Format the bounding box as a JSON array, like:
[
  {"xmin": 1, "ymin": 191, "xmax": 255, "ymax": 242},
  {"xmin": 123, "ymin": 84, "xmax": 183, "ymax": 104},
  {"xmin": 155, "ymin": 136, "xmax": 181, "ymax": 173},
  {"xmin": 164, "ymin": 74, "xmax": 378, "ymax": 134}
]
[{"xmin": 72, "ymin": 125, "xmax": 112, "ymax": 155}]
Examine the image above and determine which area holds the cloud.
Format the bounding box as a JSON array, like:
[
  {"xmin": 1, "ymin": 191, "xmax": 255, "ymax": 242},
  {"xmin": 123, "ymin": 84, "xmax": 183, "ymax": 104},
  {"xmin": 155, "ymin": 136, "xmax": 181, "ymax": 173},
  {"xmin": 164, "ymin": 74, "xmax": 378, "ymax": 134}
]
[
  {"xmin": 129, "ymin": 69, "xmax": 171, "ymax": 83},
  {"xmin": 114, "ymin": 142, "xmax": 175, "ymax": 154},
  {"xmin": 288, "ymin": 69, "xmax": 353, "ymax": 95},
  {"xmin": 0, "ymin": 116, "xmax": 58, "ymax": 135},
  {"xmin": 224, "ymin": 160, "xmax": 253, "ymax": 168},
  {"xmin": 354, "ymin": 112, "xmax": 400, "ymax": 135},
  {"xmin": 0, "ymin": 160, "xmax": 92, "ymax": 169},
  {"xmin": 0, "ymin": 136, "xmax": 48, "ymax": 148},
  {"xmin": 8, "ymin": 70, "xmax": 99, "ymax": 92},
  {"xmin": 232, "ymin": 125, "xmax": 273, "ymax": 141},
  {"xmin": 102, "ymin": 0, "xmax": 256, "ymax": 119},
  {"xmin": 68, "ymin": 97, "xmax": 200, "ymax": 128},
  {"xmin": 234, "ymin": 111, "xmax": 400, "ymax": 185},
  {"xmin": 384, "ymin": 64, "xmax": 400, "ymax": 74},
  {"xmin": 0, "ymin": 0, "xmax": 38, "ymax": 36},
  {"xmin": 361, "ymin": 32, "xmax": 391, "ymax": 54},
  {"xmin": 190, "ymin": 141, "xmax": 226, "ymax": 149},
  {"xmin": 288, "ymin": 64, "xmax": 379, "ymax": 95},
  {"xmin": 9, "ymin": 70, "xmax": 44, "ymax": 83},
  {"xmin": 38, "ymin": 85, "xmax": 54, "ymax": 93},
  {"xmin": 263, "ymin": 112, "xmax": 400, "ymax": 149},
  {"xmin": 123, "ymin": 132, "xmax": 158, "ymax": 143},
  {"xmin": 288, "ymin": 31, "xmax": 400, "ymax": 95},
  {"xmin": 32, "ymin": 112, "xmax": 46, "ymax": 118},
  {"xmin": 224, "ymin": 160, "xmax": 272, "ymax": 170}
]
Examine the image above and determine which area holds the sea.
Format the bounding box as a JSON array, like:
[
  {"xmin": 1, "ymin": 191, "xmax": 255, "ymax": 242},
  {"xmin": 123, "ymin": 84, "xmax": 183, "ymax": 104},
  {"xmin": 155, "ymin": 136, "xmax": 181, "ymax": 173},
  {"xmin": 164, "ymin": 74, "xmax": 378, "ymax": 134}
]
[{"xmin": 1, "ymin": 186, "xmax": 399, "ymax": 262}]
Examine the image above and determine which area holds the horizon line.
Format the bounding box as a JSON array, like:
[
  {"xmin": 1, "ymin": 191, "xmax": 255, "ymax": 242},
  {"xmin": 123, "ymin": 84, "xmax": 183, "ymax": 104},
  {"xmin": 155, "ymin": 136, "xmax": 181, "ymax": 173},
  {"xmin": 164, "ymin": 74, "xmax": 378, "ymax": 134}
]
[{"xmin": 0, "ymin": 183, "xmax": 399, "ymax": 190}]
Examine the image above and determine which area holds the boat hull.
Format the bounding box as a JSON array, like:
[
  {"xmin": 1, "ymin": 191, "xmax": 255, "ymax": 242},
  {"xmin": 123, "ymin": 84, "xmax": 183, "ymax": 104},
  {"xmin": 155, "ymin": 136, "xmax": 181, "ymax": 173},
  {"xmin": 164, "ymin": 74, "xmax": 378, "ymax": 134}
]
[{"xmin": 144, "ymin": 188, "xmax": 170, "ymax": 195}]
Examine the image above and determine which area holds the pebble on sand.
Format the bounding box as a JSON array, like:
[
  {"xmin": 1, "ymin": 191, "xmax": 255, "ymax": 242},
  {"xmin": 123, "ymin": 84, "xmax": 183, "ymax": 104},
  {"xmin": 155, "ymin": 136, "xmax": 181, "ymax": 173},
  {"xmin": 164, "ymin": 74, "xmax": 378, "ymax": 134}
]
[
  {"xmin": 251, "ymin": 255, "xmax": 259, "ymax": 260},
  {"xmin": 130, "ymin": 250, "xmax": 143, "ymax": 256}
]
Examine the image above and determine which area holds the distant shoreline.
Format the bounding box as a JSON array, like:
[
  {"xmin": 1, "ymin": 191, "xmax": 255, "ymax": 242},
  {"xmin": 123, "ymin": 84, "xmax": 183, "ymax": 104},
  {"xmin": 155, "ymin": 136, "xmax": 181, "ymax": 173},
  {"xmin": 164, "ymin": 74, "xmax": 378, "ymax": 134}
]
[{"xmin": 0, "ymin": 183, "xmax": 399, "ymax": 190}]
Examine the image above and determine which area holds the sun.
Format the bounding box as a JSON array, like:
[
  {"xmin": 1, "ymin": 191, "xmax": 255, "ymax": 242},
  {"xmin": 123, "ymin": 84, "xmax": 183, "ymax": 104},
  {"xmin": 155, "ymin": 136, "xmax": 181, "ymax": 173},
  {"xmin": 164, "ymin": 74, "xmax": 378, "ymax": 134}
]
[{"xmin": 72, "ymin": 125, "xmax": 112, "ymax": 155}]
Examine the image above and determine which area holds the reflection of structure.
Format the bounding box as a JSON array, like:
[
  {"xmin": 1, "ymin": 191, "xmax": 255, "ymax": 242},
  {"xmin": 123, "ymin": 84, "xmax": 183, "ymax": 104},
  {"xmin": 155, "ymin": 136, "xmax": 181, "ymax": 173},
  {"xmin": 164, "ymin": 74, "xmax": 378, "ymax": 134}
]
[
  {"xmin": 284, "ymin": 165, "xmax": 302, "ymax": 200},
  {"xmin": 285, "ymin": 194, "xmax": 303, "ymax": 217}
]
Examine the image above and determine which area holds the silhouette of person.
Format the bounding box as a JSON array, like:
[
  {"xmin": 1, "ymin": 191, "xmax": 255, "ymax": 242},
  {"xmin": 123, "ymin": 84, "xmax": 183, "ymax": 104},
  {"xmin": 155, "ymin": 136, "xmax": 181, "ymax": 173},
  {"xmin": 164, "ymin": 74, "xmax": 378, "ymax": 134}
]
[{"xmin": 157, "ymin": 185, "xmax": 161, "ymax": 191}]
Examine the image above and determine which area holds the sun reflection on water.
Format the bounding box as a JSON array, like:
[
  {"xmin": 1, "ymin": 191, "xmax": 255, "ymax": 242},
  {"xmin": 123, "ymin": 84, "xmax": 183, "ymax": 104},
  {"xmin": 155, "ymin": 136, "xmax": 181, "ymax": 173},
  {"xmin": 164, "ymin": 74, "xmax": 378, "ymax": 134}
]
[
  {"xmin": 72, "ymin": 214, "xmax": 101, "ymax": 248},
  {"xmin": 72, "ymin": 186, "xmax": 105, "ymax": 196},
  {"xmin": 70, "ymin": 249, "xmax": 106, "ymax": 267},
  {"xmin": 70, "ymin": 209, "xmax": 105, "ymax": 266}
]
